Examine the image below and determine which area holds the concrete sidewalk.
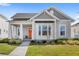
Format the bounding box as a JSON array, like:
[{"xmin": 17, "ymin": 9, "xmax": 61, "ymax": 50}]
[{"xmin": 9, "ymin": 41, "xmax": 30, "ymax": 56}]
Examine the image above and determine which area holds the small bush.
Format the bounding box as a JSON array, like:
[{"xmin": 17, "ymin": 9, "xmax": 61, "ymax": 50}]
[
  {"xmin": 15, "ymin": 39, "xmax": 22, "ymax": 44},
  {"xmin": 50, "ymin": 40, "xmax": 56, "ymax": 45},
  {"xmin": 67, "ymin": 40, "xmax": 75, "ymax": 45},
  {"xmin": 42, "ymin": 40, "xmax": 47, "ymax": 44},
  {"xmin": 62, "ymin": 40, "xmax": 67, "ymax": 44},
  {"xmin": 75, "ymin": 41, "xmax": 79, "ymax": 45},
  {"xmin": 0, "ymin": 38, "xmax": 9, "ymax": 43},
  {"xmin": 70, "ymin": 38, "xmax": 79, "ymax": 40},
  {"xmin": 54, "ymin": 38, "xmax": 68, "ymax": 44},
  {"xmin": 8, "ymin": 39, "xmax": 15, "ymax": 44},
  {"xmin": 8, "ymin": 38, "xmax": 22, "ymax": 45},
  {"xmin": 0, "ymin": 40, "xmax": 3, "ymax": 43}
]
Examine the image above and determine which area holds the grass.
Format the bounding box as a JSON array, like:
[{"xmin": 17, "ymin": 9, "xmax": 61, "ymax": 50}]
[
  {"xmin": 26, "ymin": 45, "xmax": 79, "ymax": 56},
  {"xmin": 0, "ymin": 43, "xmax": 17, "ymax": 55}
]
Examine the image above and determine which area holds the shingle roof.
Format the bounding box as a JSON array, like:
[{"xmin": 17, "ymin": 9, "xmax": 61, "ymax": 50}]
[
  {"xmin": 11, "ymin": 7, "xmax": 74, "ymax": 21},
  {"xmin": 11, "ymin": 13, "xmax": 37, "ymax": 19},
  {"xmin": 71, "ymin": 20, "xmax": 79, "ymax": 26}
]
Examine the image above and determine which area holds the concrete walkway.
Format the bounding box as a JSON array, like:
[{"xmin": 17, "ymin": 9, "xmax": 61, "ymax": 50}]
[{"xmin": 9, "ymin": 41, "xmax": 30, "ymax": 56}]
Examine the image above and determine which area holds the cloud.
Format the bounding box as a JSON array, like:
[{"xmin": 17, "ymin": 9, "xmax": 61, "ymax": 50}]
[{"xmin": 0, "ymin": 3, "xmax": 11, "ymax": 6}]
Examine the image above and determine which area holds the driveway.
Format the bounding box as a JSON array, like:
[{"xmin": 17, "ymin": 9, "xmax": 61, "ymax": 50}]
[{"xmin": 9, "ymin": 40, "xmax": 30, "ymax": 56}]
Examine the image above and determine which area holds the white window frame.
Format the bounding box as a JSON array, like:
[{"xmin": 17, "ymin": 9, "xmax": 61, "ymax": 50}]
[
  {"xmin": 59, "ymin": 24, "xmax": 66, "ymax": 37},
  {"xmin": 38, "ymin": 24, "xmax": 52, "ymax": 36},
  {"xmin": 38, "ymin": 25, "xmax": 41, "ymax": 36},
  {"xmin": 0, "ymin": 29, "xmax": 1, "ymax": 35}
]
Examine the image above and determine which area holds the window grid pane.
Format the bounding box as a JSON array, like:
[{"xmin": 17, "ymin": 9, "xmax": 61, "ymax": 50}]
[
  {"xmin": 39, "ymin": 26, "xmax": 41, "ymax": 35},
  {"xmin": 49, "ymin": 26, "xmax": 51, "ymax": 35},
  {"xmin": 42, "ymin": 25, "xmax": 47, "ymax": 35},
  {"xmin": 60, "ymin": 25, "xmax": 65, "ymax": 36}
]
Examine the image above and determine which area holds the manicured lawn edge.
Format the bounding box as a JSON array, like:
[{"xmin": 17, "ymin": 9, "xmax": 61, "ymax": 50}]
[
  {"xmin": 26, "ymin": 44, "xmax": 79, "ymax": 56},
  {"xmin": 0, "ymin": 43, "xmax": 17, "ymax": 55}
]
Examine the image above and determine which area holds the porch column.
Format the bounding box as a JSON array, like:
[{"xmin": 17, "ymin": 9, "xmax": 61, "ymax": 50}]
[
  {"xmin": 9, "ymin": 24, "xmax": 12, "ymax": 39},
  {"xmin": 20, "ymin": 24, "xmax": 23, "ymax": 40},
  {"xmin": 55, "ymin": 20, "xmax": 57, "ymax": 39}
]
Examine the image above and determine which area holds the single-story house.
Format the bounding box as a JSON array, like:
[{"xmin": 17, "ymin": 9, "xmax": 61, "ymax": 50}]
[
  {"xmin": 9, "ymin": 7, "xmax": 74, "ymax": 40},
  {"xmin": 71, "ymin": 20, "xmax": 79, "ymax": 38},
  {"xmin": 0, "ymin": 14, "xmax": 9, "ymax": 38}
]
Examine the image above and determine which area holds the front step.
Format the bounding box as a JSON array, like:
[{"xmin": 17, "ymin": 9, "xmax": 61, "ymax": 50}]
[{"xmin": 23, "ymin": 39, "xmax": 32, "ymax": 41}]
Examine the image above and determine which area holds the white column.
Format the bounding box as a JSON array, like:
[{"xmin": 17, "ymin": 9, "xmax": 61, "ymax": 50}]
[
  {"xmin": 20, "ymin": 24, "xmax": 23, "ymax": 40},
  {"xmin": 55, "ymin": 20, "xmax": 57, "ymax": 39},
  {"xmin": 15, "ymin": 26, "xmax": 18, "ymax": 39},
  {"xmin": 9, "ymin": 23, "xmax": 13, "ymax": 39}
]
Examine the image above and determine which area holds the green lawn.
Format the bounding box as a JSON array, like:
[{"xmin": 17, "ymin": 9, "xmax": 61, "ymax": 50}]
[
  {"xmin": 0, "ymin": 43, "xmax": 17, "ymax": 55},
  {"xmin": 26, "ymin": 45, "xmax": 79, "ymax": 56}
]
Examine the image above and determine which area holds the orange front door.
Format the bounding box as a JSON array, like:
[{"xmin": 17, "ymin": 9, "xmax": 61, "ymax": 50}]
[{"xmin": 28, "ymin": 28, "xmax": 32, "ymax": 39}]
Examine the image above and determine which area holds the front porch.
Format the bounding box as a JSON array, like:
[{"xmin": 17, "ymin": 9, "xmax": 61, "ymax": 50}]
[{"xmin": 9, "ymin": 24, "xmax": 32, "ymax": 40}]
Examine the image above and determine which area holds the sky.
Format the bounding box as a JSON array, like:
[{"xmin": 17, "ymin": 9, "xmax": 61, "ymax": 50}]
[{"xmin": 0, "ymin": 3, "xmax": 79, "ymax": 20}]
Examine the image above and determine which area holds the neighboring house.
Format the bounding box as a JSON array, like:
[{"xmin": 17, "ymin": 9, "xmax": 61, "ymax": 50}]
[
  {"xmin": 0, "ymin": 14, "xmax": 9, "ymax": 38},
  {"xmin": 9, "ymin": 7, "xmax": 74, "ymax": 40},
  {"xmin": 71, "ymin": 20, "xmax": 79, "ymax": 38}
]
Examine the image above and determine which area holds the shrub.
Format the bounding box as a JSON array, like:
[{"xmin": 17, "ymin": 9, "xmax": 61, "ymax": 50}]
[
  {"xmin": 62, "ymin": 40, "xmax": 67, "ymax": 44},
  {"xmin": 67, "ymin": 40, "xmax": 75, "ymax": 45},
  {"xmin": 54, "ymin": 38, "xmax": 68, "ymax": 44},
  {"xmin": 75, "ymin": 40, "xmax": 79, "ymax": 45},
  {"xmin": 0, "ymin": 38, "xmax": 10, "ymax": 43},
  {"xmin": 8, "ymin": 39, "xmax": 16, "ymax": 44},
  {"xmin": 30, "ymin": 40, "xmax": 36, "ymax": 45},
  {"xmin": 42, "ymin": 40, "xmax": 47, "ymax": 44},
  {"xmin": 0, "ymin": 40, "xmax": 3, "ymax": 43},
  {"xmin": 50, "ymin": 40, "xmax": 56, "ymax": 45},
  {"xmin": 8, "ymin": 38, "xmax": 22, "ymax": 45},
  {"xmin": 70, "ymin": 38, "xmax": 79, "ymax": 40},
  {"xmin": 15, "ymin": 39, "xmax": 22, "ymax": 44}
]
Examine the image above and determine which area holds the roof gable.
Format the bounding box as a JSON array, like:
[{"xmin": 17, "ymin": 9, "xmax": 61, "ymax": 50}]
[
  {"xmin": 47, "ymin": 7, "xmax": 74, "ymax": 21},
  {"xmin": 35, "ymin": 11, "xmax": 54, "ymax": 19},
  {"xmin": 30, "ymin": 10, "xmax": 60, "ymax": 21},
  {"xmin": 0, "ymin": 14, "xmax": 8, "ymax": 21},
  {"xmin": 11, "ymin": 7, "xmax": 74, "ymax": 22},
  {"xmin": 11, "ymin": 13, "xmax": 37, "ymax": 19}
]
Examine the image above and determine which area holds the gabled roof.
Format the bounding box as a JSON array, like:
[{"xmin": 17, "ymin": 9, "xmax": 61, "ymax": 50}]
[
  {"xmin": 11, "ymin": 13, "xmax": 37, "ymax": 19},
  {"xmin": 71, "ymin": 20, "xmax": 79, "ymax": 26},
  {"xmin": 11, "ymin": 7, "xmax": 74, "ymax": 21},
  {"xmin": 30, "ymin": 10, "xmax": 60, "ymax": 21},
  {"xmin": 47, "ymin": 7, "xmax": 74, "ymax": 21},
  {"xmin": 0, "ymin": 14, "xmax": 8, "ymax": 21}
]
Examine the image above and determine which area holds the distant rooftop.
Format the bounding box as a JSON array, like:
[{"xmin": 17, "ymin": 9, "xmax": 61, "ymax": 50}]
[
  {"xmin": 11, "ymin": 13, "xmax": 37, "ymax": 19},
  {"xmin": 71, "ymin": 20, "xmax": 79, "ymax": 26}
]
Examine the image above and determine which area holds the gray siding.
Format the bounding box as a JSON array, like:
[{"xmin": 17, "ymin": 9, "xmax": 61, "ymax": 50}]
[
  {"xmin": 56, "ymin": 20, "xmax": 71, "ymax": 38},
  {"xmin": 71, "ymin": 24, "xmax": 79, "ymax": 38},
  {"xmin": 35, "ymin": 13, "xmax": 54, "ymax": 19}
]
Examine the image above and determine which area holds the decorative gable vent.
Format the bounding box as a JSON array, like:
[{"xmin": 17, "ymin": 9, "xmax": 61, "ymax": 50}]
[
  {"xmin": 47, "ymin": 7, "xmax": 54, "ymax": 14},
  {"xmin": 49, "ymin": 10, "xmax": 54, "ymax": 14}
]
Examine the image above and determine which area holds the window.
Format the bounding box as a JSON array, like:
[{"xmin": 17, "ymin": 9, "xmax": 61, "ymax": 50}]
[
  {"xmin": 18, "ymin": 28, "xmax": 20, "ymax": 36},
  {"xmin": 4, "ymin": 29, "xmax": 5, "ymax": 32},
  {"xmin": 42, "ymin": 25, "xmax": 47, "ymax": 35},
  {"xmin": 39, "ymin": 26, "xmax": 41, "ymax": 35},
  {"xmin": 48, "ymin": 26, "xmax": 51, "ymax": 35},
  {"xmin": 0, "ymin": 29, "xmax": 1, "ymax": 35},
  {"xmin": 38, "ymin": 25, "xmax": 51, "ymax": 36},
  {"xmin": 60, "ymin": 25, "xmax": 65, "ymax": 36}
]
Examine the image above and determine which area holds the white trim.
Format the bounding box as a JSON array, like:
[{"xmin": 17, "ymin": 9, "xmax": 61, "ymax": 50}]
[
  {"xmin": 48, "ymin": 7, "xmax": 74, "ymax": 21},
  {"xmin": 45, "ymin": 10, "xmax": 60, "ymax": 20},
  {"xmin": 30, "ymin": 10, "xmax": 44, "ymax": 21},
  {"xmin": 30, "ymin": 10, "xmax": 60, "ymax": 21},
  {"xmin": 59, "ymin": 23, "xmax": 66, "ymax": 37},
  {"xmin": 54, "ymin": 19, "xmax": 56, "ymax": 39}
]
